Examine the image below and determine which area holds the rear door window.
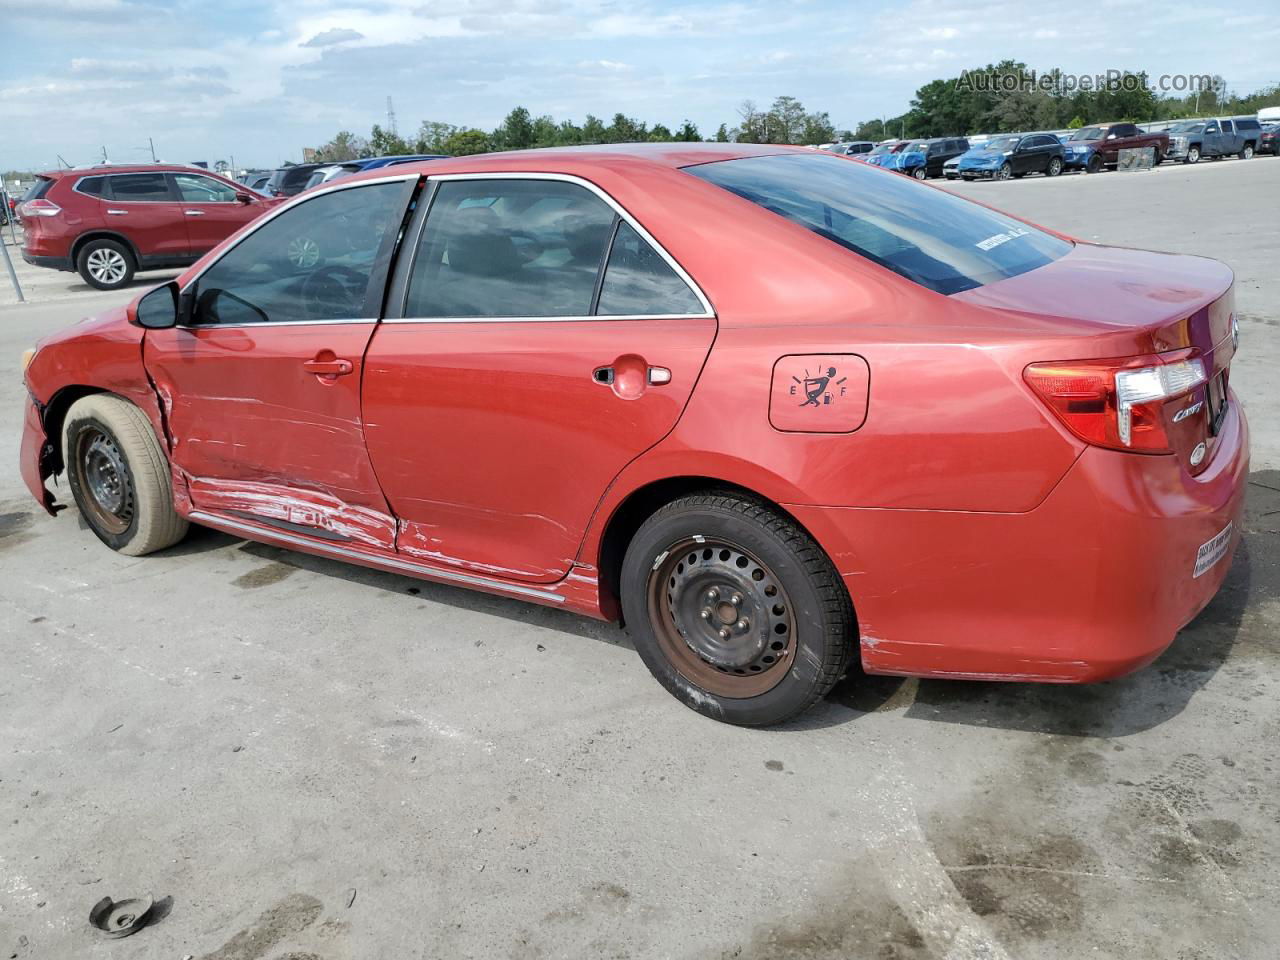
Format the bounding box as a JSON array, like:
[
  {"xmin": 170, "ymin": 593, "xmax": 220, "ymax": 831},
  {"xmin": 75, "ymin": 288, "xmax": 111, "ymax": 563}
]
[
  {"xmin": 105, "ymin": 174, "xmax": 174, "ymax": 202},
  {"xmin": 597, "ymin": 221, "xmax": 703, "ymax": 316},
  {"xmin": 406, "ymin": 179, "xmax": 615, "ymax": 318},
  {"xmin": 687, "ymin": 152, "xmax": 1071, "ymax": 295}
]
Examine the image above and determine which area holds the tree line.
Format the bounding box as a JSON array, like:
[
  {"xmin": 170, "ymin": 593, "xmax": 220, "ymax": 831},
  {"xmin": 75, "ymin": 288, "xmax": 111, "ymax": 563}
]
[{"xmin": 309, "ymin": 66, "xmax": 1277, "ymax": 163}]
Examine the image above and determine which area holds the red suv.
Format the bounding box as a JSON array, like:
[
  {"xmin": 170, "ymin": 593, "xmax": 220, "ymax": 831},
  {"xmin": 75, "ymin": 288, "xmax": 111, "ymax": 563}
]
[{"xmin": 20, "ymin": 165, "xmax": 279, "ymax": 291}]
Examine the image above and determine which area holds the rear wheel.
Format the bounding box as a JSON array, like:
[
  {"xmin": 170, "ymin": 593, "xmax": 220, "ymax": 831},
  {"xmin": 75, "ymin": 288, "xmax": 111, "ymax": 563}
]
[
  {"xmin": 1046, "ymin": 157, "xmax": 1063, "ymax": 177},
  {"xmin": 911, "ymin": 166, "xmax": 927, "ymax": 180},
  {"xmin": 621, "ymin": 493, "xmax": 855, "ymax": 726},
  {"xmin": 63, "ymin": 395, "xmax": 188, "ymax": 556},
  {"xmin": 1239, "ymin": 144, "xmax": 1254, "ymax": 160},
  {"xmin": 76, "ymin": 238, "xmax": 135, "ymax": 290}
]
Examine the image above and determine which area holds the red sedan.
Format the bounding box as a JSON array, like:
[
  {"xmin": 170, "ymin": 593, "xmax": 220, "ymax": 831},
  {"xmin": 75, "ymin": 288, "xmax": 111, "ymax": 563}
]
[{"xmin": 18, "ymin": 144, "xmax": 1248, "ymax": 726}]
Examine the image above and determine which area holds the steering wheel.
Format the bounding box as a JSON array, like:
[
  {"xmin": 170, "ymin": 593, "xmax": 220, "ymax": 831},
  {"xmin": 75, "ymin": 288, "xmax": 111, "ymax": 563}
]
[{"xmin": 300, "ymin": 265, "xmax": 366, "ymax": 317}]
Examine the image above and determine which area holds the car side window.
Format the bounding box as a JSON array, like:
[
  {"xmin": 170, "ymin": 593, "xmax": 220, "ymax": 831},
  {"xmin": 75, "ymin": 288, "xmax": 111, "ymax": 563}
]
[
  {"xmin": 77, "ymin": 176, "xmax": 105, "ymax": 197},
  {"xmin": 597, "ymin": 221, "xmax": 703, "ymax": 316},
  {"xmin": 406, "ymin": 179, "xmax": 616, "ymax": 318},
  {"xmin": 106, "ymin": 174, "xmax": 173, "ymax": 202},
  {"xmin": 174, "ymin": 173, "xmax": 238, "ymax": 203},
  {"xmin": 191, "ymin": 182, "xmax": 406, "ymax": 326}
]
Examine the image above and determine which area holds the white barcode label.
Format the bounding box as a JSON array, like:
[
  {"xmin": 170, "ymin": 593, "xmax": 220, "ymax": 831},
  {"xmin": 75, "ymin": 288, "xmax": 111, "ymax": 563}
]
[{"xmin": 1192, "ymin": 522, "xmax": 1233, "ymax": 578}]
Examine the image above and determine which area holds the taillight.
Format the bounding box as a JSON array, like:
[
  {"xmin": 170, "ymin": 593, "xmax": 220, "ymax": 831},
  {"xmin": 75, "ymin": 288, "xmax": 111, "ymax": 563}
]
[
  {"xmin": 1024, "ymin": 350, "xmax": 1207, "ymax": 454},
  {"xmin": 22, "ymin": 199, "xmax": 61, "ymax": 218}
]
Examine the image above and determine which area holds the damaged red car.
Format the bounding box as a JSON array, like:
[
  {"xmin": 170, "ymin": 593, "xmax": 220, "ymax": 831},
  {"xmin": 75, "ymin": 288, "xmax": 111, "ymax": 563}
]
[{"xmin": 19, "ymin": 144, "xmax": 1248, "ymax": 726}]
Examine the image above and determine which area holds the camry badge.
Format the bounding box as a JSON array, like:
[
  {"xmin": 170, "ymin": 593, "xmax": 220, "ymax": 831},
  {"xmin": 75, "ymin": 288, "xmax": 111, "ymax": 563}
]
[
  {"xmin": 1172, "ymin": 401, "xmax": 1203, "ymax": 423},
  {"xmin": 1190, "ymin": 442, "xmax": 1207, "ymax": 466}
]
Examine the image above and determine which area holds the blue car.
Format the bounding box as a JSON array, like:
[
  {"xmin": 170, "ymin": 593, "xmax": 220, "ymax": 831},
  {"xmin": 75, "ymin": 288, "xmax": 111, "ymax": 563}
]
[
  {"xmin": 954, "ymin": 133, "xmax": 1065, "ymax": 181},
  {"xmin": 1060, "ymin": 129, "xmax": 1105, "ymax": 172}
]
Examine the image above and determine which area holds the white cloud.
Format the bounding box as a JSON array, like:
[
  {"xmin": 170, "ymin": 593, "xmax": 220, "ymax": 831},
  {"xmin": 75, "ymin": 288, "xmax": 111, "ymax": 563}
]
[{"xmin": 300, "ymin": 27, "xmax": 365, "ymax": 47}]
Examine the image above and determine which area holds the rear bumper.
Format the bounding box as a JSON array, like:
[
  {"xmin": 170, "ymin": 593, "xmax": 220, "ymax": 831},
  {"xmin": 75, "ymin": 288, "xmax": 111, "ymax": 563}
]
[
  {"xmin": 22, "ymin": 251, "xmax": 74, "ymax": 271},
  {"xmin": 790, "ymin": 397, "xmax": 1250, "ymax": 683},
  {"xmin": 20, "ymin": 396, "xmax": 62, "ymax": 516}
]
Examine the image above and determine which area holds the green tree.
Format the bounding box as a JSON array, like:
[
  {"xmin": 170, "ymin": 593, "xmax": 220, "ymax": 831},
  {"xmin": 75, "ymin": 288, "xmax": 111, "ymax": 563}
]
[
  {"xmin": 369, "ymin": 124, "xmax": 411, "ymax": 156},
  {"xmin": 441, "ymin": 129, "xmax": 492, "ymax": 156},
  {"xmin": 415, "ymin": 121, "xmax": 458, "ymax": 154},
  {"xmin": 714, "ymin": 123, "xmax": 730, "ymax": 142},
  {"xmin": 315, "ymin": 130, "xmax": 369, "ymax": 162},
  {"xmin": 765, "ymin": 95, "xmax": 807, "ymax": 142},
  {"xmin": 495, "ymin": 107, "xmax": 535, "ymax": 150},
  {"xmin": 734, "ymin": 100, "xmax": 766, "ymax": 142},
  {"xmin": 581, "ymin": 114, "xmax": 607, "ymax": 143},
  {"xmin": 675, "ymin": 120, "xmax": 700, "ymax": 141},
  {"xmin": 605, "ymin": 113, "xmax": 647, "ymax": 142},
  {"xmin": 801, "ymin": 111, "xmax": 836, "ymax": 145},
  {"xmin": 649, "ymin": 123, "xmax": 674, "ymax": 141}
]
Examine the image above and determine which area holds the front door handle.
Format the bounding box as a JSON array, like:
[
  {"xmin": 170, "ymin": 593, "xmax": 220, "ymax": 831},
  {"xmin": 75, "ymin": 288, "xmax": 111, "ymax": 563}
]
[
  {"xmin": 302, "ymin": 354, "xmax": 354, "ymax": 380},
  {"xmin": 184, "ymin": 209, "xmax": 206, "ymax": 216},
  {"xmin": 106, "ymin": 209, "xmax": 128, "ymax": 215}
]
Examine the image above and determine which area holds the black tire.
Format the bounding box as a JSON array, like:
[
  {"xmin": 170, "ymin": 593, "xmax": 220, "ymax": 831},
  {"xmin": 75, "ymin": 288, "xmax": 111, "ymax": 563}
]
[
  {"xmin": 63, "ymin": 395, "xmax": 188, "ymax": 556},
  {"xmin": 997, "ymin": 162, "xmax": 1013, "ymax": 181},
  {"xmin": 1152, "ymin": 148, "xmax": 1162, "ymax": 165},
  {"xmin": 621, "ymin": 493, "xmax": 855, "ymax": 727},
  {"xmin": 76, "ymin": 238, "xmax": 135, "ymax": 290},
  {"xmin": 1086, "ymin": 154, "xmax": 1104, "ymax": 174},
  {"xmin": 1046, "ymin": 157, "xmax": 1063, "ymax": 177},
  {"xmin": 911, "ymin": 166, "xmax": 927, "ymax": 180},
  {"xmin": 1239, "ymin": 144, "xmax": 1254, "ymax": 160},
  {"xmin": 1185, "ymin": 145, "xmax": 1201, "ymax": 164}
]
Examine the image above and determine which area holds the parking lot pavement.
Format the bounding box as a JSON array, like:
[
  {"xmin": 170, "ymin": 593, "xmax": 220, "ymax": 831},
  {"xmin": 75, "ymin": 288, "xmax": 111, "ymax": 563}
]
[
  {"xmin": 2, "ymin": 161, "xmax": 1278, "ymax": 960},
  {"xmin": 0, "ymin": 230, "xmax": 179, "ymax": 308}
]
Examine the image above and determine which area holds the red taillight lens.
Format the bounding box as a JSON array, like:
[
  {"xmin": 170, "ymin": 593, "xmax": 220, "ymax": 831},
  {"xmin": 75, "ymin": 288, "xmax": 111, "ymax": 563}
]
[
  {"xmin": 22, "ymin": 199, "xmax": 61, "ymax": 218},
  {"xmin": 1024, "ymin": 350, "xmax": 1207, "ymax": 454}
]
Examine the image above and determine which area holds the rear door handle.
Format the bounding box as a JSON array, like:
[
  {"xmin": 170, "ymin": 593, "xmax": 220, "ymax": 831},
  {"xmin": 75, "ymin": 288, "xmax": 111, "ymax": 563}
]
[{"xmin": 302, "ymin": 356, "xmax": 353, "ymax": 378}]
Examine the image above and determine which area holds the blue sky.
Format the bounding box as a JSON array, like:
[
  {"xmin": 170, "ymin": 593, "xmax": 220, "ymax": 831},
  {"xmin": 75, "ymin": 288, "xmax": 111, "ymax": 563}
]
[{"xmin": 1, "ymin": 0, "xmax": 1277, "ymax": 170}]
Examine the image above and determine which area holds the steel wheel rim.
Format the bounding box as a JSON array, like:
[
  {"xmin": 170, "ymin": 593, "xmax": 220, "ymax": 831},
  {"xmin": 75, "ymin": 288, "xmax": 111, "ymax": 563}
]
[
  {"xmin": 288, "ymin": 236, "xmax": 320, "ymax": 268},
  {"xmin": 87, "ymin": 248, "xmax": 127, "ymax": 284},
  {"xmin": 646, "ymin": 537, "xmax": 796, "ymax": 698},
  {"xmin": 76, "ymin": 427, "xmax": 134, "ymax": 535}
]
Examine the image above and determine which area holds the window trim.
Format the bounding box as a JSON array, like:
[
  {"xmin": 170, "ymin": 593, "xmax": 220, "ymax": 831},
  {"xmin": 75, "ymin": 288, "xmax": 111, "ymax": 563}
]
[
  {"xmin": 175, "ymin": 172, "xmax": 420, "ymax": 328},
  {"xmin": 389, "ymin": 171, "xmax": 715, "ymax": 324}
]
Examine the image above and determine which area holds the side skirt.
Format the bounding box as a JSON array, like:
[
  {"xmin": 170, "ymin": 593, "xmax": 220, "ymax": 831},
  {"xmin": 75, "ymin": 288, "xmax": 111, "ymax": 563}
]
[{"xmin": 187, "ymin": 510, "xmax": 607, "ymax": 618}]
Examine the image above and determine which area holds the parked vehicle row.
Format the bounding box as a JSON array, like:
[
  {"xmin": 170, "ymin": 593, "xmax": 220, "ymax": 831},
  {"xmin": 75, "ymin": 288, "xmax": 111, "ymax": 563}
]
[
  {"xmin": 848, "ymin": 114, "xmax": 1275, "ymax": 185},
  {"xmin": 18, "ymin": 143, "xmax": 1249, "ymax": 726},
  {"xmin": 18, "ymin": 153, "xmax": 453, "ymax": 290}
]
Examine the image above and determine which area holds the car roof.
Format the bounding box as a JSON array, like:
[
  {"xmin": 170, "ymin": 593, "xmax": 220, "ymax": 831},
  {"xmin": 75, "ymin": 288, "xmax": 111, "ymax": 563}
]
[
  {"xmin": 38, "ymin": 163, "xmax": 227, "ymax": 178},
  {"xmin": 336, "ymin": 142, "xmax": 801, "ymax": 185}
]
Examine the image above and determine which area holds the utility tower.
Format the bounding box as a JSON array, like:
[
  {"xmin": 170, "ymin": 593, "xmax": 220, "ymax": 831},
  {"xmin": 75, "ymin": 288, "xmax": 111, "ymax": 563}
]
[{"xmin": 386, "ymin": 96, "xmax": 398, "ymax": 136}]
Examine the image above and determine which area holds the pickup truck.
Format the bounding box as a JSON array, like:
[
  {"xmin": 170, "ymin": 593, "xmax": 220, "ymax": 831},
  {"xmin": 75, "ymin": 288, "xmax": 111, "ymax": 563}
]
[
  {"xmin": 1061, "ymin": 122, "xmax": 1170, "ymax": 172},
  {"xmin": 1165, "ymin": 117, "xmax": 1264, "ymax": 163}
]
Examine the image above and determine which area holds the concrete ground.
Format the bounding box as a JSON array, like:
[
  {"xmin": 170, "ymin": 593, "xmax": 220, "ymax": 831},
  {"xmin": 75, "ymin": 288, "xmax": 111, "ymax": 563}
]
[{"xmin": 1, "ymin": 157, "xmax": 1278, "ymax": 960}]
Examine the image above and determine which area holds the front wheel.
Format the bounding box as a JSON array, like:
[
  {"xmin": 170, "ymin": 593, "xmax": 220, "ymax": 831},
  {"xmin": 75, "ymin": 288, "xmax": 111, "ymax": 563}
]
[
  {"xmin": 621, "ymin": 493, "xmax": 855, "ymax": 726},
  {"xmin": 76, "ymin": 238, "xmax": 135, "ymax": 290},
  {"xmin": 1046, "ymin": 157, "xmax": 1063, "ymax": 177},
  {"xmin": 1086, "ymin": 154, "xmax": 1104, "ymax": 174},
  {"xmin": 63, "ymin": 395, "xmax": 188, "ymax": 556},
  {"xmin": 1186, "ymin": 146, "xmax": 1201, "ymax": 164},
  {"xmin": 997, "ymin": 162, "xmax": 1013, "ymax": 181}
]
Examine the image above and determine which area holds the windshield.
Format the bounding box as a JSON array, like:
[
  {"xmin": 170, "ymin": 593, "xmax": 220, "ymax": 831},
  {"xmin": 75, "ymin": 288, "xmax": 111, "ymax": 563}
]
[
  {"xmin": 686, "ymin": 153, "xmax": 1071, "ymax": 296},
  {"xmin": 868, "ymin": 143, "xmax": 897, "ymax": 155},
  {"xmin": 1170, "ymin": 123, "xmax": 1205, "ymax": 134},
  {"xmin": 904, "ymin": 141, "xmax": 929, "ymax": 153},
  {"xmin": 984, "ymin": 137, "xmax": 1019, "ymax": 151},
  {"xmin": 1070, "ymin": 127, "xmax": 1106, "ymax": 141}
]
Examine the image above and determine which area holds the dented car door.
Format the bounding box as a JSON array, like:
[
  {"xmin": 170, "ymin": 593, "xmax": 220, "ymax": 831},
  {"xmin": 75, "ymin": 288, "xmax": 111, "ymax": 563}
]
[
  {"xmin": 363, "ymin": 175, "xmax": 717, "ymax": 583},
  {"xmin": 143, "ymin": 177, "xmax": 416, "ymax": 548}
]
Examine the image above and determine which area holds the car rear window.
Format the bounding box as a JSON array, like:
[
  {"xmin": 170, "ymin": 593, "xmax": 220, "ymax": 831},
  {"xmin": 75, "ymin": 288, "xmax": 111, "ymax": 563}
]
[
  {"xmin": 1237, "ymin": 119, "xmax": 1260, "ymax": 131},
  {"xmin": 22, "ymin": 177, "xmax": 54, "ymax": 202},
  {"xmin": 686, "ymin": 153, "xmax": 1072, "ymax": 296}
]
